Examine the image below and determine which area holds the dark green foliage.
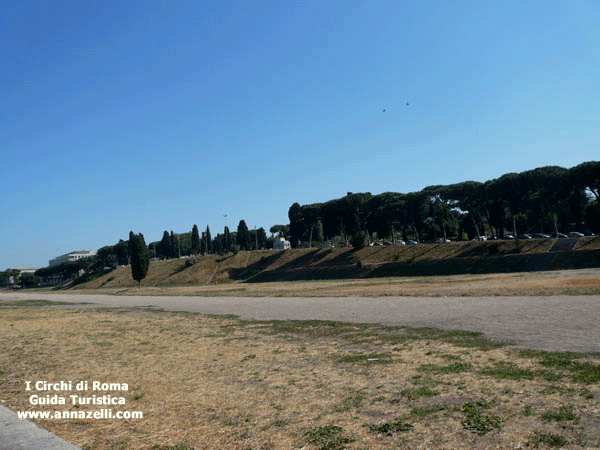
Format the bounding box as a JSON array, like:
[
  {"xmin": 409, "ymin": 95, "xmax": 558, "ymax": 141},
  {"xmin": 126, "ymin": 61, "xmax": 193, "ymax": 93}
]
[
  {"xmin": 191, "ymin": 225, "xmax": 200, "ymax": 254},
  {"xmin": 288, "ymin": 202, "xmax": 304, "ymax": 248},
  {"xmin": 286, "ymin": 161, "xmax": 599, "ymax": 247},
  {"xmin": 205, "ymin": 226, "xmax": 212, "ymax": 254},
  {"xmin": 224, "ymin": 226, "xmax": 233, "ymax": 253},
  {"xmin": 541, "ymin": 405, "xmax": 579, "ymax": 422},
  {"xmin": 19, "ymin": 272, "xmax": 41, "ymax": 287},
  {"xmin": 257, "ymin": 227, "xmax": 267, "ymax": 249},
  {"xmin": 170, "ymin": 231, "xmax": 178, "ymax": 258},
  {"xmin": 160, "ymin": 231, "xmax": 171, "ymax": 259},
  {"xmin": 350, "ymin": 231, "xmax": 368, "ymax": 249},
  {"xmin": 461, "ymin": 400, "xmax": 502, "ymax": 435},
  {"xmin": 129, "ymin": 231, "xmax": 150, "ymax": 287},
  {"xmin": 270, "ymin": 224, "xmax": 289, "ymax": 237},
  {"xmin": 365, "ymin": 419, "xmax": 413, "ymax": 434},
  {"xmin": 304, "ymin": 425, "xmax": 355, "ymax": 450},
  {"xmin": 236, "ymin": 220, "xmax": 250, "ymax": 251}
]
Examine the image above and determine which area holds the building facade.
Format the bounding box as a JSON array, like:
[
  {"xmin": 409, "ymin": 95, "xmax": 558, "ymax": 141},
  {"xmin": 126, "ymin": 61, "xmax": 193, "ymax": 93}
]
[
  {"xmin": 49, "ymin": 249, "xmax": 96, "ymax": 267},
  {"xmin": 273, "ymin": 237, "xmax": 291, "ymax": 250}
]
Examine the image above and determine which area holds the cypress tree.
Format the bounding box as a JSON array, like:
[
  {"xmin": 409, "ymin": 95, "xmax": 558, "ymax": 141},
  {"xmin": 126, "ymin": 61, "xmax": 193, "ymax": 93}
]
[
  {"xmin": 237, "ymin": 220, "xmax": 250, "ymax": 250},
  {"xmin": 160, "ymin": 231, "xmax": 170, "ymax": 259},
  {"xmin": 191, "ymin": 225, "xmax": 200, "ymax": 254},
  {"xmin": 200, "ymin": 232, "xmax": 207, "ymax": 254},
  {"xmin": 129, "ymin": 231, "xmax": 150, "ymax": 287},
  {"xmin": 224, "ymin": 226, "xmax": 231, "ymax": 253},
  {"xmin": 205, "ymin": 225, "xmax": 212, "ymax": 254},
  {"xmin": 170, "ymin": 231, "xmax": 178, "ymax": 258}
]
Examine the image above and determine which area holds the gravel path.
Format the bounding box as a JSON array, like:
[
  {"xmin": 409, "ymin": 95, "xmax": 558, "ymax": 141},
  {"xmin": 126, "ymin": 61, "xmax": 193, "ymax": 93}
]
[{"xmin": 1, "ymin": 292, "xmax": 599, "ymax": 353}]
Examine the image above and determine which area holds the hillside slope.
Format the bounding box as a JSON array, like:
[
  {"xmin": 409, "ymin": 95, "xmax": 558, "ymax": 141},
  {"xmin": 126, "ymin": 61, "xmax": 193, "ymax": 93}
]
[{"xmin": 76, "ymin": 237, "xmax": 600, "ymax": 289}]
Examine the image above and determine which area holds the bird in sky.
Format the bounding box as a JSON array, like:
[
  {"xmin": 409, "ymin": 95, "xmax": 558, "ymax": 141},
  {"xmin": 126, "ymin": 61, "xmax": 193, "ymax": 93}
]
[{"xmin": 382, "ymin": 108, "xmax": 386, "ymax": 112}]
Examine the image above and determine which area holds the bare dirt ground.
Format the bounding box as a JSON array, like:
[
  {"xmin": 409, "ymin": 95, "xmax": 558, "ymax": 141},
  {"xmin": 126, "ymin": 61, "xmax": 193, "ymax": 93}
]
[{"xmin": 1, "ymin": 290, "xmax": 599, "ymax": 353}]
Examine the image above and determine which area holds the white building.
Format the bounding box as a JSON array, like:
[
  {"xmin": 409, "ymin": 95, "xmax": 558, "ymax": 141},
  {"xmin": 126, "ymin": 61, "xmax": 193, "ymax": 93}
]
[
  {"xmin": 49, "ymin": 249, "xmax": 96, "ymax": 267},
  {"xmin": 273, "ymin": 237, "xmax": 291, "ymax": 250}
]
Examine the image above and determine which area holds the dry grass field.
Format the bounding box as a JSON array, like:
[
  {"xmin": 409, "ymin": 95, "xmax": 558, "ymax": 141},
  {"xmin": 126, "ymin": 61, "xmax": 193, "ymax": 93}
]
[{"xmin": 1, "ymin": 303, "xmax": 599, "ymax": 450}]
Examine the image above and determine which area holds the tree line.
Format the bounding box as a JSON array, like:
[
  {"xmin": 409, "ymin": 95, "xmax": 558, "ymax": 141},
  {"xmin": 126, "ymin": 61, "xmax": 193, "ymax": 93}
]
[
  {"xmin": 11, "ymin": 220, "xmax": 275, "ymax": 288},
  {"xmin": 6, "ymin": 161, "xmax": 597, "ymax": 288},
  {"xmin": 287, "ymin": 161, "xmax": 600, "ymax": 247}
]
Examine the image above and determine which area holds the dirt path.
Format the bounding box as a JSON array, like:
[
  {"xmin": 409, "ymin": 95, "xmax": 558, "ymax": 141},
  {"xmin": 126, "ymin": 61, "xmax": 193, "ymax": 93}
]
[{"xmin": 1, "ymin": 292, "xmax": 599, "ymax": 353}]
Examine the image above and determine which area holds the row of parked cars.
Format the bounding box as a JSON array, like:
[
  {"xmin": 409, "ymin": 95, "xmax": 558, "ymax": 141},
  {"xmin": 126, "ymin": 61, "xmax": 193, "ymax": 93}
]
[
  {"xmin": 500, "ymin": 231, "xmax": 591, "ymax": 240},
  {"xmin": 368, "ymin": 231, "xmax": 593, "ymax": 247}
]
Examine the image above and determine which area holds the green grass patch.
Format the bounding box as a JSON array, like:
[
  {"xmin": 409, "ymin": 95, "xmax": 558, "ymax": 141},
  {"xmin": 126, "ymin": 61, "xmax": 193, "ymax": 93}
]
[
  {"xmin": 461, "ymin": 400, "xmax": 502, "ymax": 435},
  {"xmin": 519, "ymin": 349, "xmax": 600, "ymax": 383},
  {"xmin": 410, "ymin": 403, "xmax": 450, "ymax": 419},
  {"xmin": 304, "ymin": 425, "xmax": 355, "ymax": 450},
  {"xmin": 337, "ymin": 391, "xmax": 365, "ymax": 411},
  {"xmin": 530, "ymin": 431, "xmax": 568, "ymax": 448},
  {"xmin": 0, "ymin": 299, "xmax": 83, "ymax": 306},
  {"xmin": 417, "ymin": 362, "xmax": 472, "ymax": 374},
  {"xmin": 365, "ymin": 419, "xmax": 413, "ymax": 435},
  {"xmin": 402, "ymin": 328, "xmax": 506, "ymax": 351},
  {"xmin": 399, "ymin": 386, "xmax": 440, "ymax": 401},
  {"xmin": 541, "ymin": 405, "xmax": 580, "ymax": 423},
  {"xmin": 336, "ymin": 353, "xmax": 392, "ymax": 364},
  {"xmin": 571, "ymin": 361, "xmax": 600, "ymax": 383},
  {"xmin": 480, "ymin": 362, "xmax": 536, "ymax": 380}
]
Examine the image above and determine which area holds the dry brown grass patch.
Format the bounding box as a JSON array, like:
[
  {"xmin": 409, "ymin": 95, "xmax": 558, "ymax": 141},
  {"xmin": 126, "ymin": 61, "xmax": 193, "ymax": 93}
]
[{"xmin": 1, "ymin": 307, "xmax": 599, "ymax": 449}]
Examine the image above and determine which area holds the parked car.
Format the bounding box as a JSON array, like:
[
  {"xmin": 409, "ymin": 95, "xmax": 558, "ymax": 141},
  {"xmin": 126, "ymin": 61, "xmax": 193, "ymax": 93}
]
[
  {"xmin": 407, "ymin": 240, "xmax": 418, "ymax": 245},
  {"xmin": 502, "ymin": 234, "xmax": 515, "ymax": 240},
  {"xmin": 435, "ymin": 238, "xmax": 451, "ymax": 243},
  {"xmin": 471, "ymin": 236, "xmax": 487, "ymax": 241},
  {"xmin": 531, "ymin": 233, "xmax": 550, "ymax": 239},
  {"xmin": 394, "ymin": 240, "xmax": 406, "ymax": 246},
  {"xmin": 549, "ymin": 232, "xmax": 568, "ymax": 238},
  {"xmin": 568, "ymin": 231, "xmax": 584, "ymax": 238},
  {"xmin": 517, "ymin": 234, "xmax": 532, "ymax": 239}
]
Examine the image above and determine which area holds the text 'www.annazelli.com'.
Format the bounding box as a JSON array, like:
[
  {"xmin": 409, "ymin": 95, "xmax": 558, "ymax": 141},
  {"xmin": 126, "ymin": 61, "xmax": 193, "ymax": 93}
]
[{"xmin": 17, "ymin": 409, "xmax": 143, "ymax": 420}]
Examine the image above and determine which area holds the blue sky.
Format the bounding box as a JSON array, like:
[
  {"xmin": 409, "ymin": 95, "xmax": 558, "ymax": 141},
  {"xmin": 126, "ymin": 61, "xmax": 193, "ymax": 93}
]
[{"xmin": 1, "ymin": 0, "xmax": 599, "ymax": 269}]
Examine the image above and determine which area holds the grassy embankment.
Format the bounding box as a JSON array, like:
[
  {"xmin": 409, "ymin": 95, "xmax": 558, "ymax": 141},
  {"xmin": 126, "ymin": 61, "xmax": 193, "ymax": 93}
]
[{"xmin": 69, "ymin": 237, "xmax": 600, "ymax": 296}]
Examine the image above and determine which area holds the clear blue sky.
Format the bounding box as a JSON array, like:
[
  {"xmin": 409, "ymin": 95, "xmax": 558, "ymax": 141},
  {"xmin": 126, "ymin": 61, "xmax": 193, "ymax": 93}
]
[{"xmin": 2, "ymin": 0, "xmax": 599, "ymax": 270}]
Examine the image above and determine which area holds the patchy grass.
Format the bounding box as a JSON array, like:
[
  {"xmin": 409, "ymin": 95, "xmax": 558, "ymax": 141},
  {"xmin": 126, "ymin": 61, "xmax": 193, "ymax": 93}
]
[
  {"xmin": 0, "ymin": 299, "xmax": 86, "ymax": 306},
  {"xmin": 461, "ymin": 400, "xmax": 502, "ymax": 435},
  {"xmin": 365, "ymin": 419, "xmax": 413, "ymax": 434},
  {"xmin": 518, "ymin": 349, "xmax": 600, "ymax": 383},
  {"xmin": 480, "ymin": 362, "xmax": 537, "ymax": 380},
  {"xmin": 530, "ymin": 431, "xmax": 569, "ymax": 448},
  {"xmin": 541, "ymin": 405, "xmax": 580, "ymax": 423},
  {"xmin": 303, "ymin": 425, "xmax": 354, "ymax": 450},
  {"xmin": 0, "ymin": 306, "xmax": 599, "ymax": 449},
  {"xmin": 417, "ymin": 362, "xmax": 472, "ymax": 374}
]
